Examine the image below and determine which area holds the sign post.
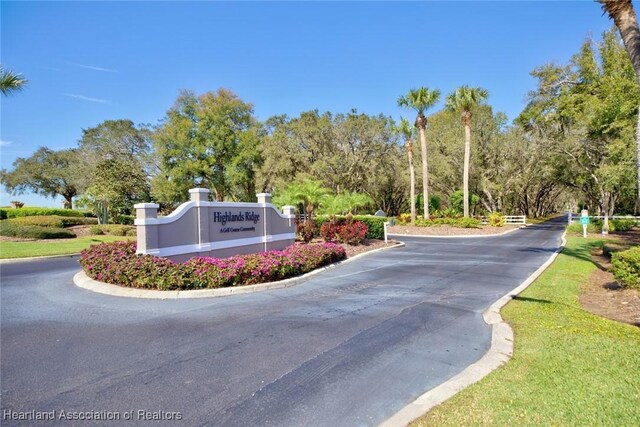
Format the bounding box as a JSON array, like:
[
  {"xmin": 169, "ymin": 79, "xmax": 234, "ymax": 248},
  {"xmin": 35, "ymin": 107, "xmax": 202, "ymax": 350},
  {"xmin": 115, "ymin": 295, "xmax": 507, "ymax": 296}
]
[{"xmin": 580, "ymin": 209, "xmax": 589, "ymax": 238}]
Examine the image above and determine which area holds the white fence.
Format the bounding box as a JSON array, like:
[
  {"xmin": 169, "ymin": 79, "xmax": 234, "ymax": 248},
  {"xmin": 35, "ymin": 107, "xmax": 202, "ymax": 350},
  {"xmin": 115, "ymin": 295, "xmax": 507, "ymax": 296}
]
[
  {"xmin": 567, "ymin": 213, "xmax": 640, "ymax": 224},
  {"xmin": 481, "ymin": 215, "xmax": 527, "ymax": 225}
]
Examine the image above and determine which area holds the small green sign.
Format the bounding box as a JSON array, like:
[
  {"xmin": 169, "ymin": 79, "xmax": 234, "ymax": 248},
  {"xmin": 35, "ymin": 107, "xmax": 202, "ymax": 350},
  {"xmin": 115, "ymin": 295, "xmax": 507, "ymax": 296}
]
[{"xmin": 580, "ymin": 216, "xmax": 590, "ymax": 225}]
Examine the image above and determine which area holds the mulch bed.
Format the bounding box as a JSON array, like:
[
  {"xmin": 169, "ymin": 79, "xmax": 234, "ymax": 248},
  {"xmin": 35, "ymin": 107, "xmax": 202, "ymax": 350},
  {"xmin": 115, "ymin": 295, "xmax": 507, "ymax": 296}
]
[
  {"xmin": 299, "ymin": 238, "xmax": 400, "ymax": 259},
  {"xmin": 579, "ymin": 229, "xmax": 640, "ymax": 327}
]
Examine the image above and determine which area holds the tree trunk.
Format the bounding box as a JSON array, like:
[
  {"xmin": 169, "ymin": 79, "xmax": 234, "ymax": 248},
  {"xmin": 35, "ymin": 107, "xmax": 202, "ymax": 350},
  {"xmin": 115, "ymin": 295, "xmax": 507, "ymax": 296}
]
[
  {"xmin": 463, "ymin": 123, "xmax": 471, "ymax": 218},
  {"xmin": 418, "ymin": 125, "xmax": 429, "ymax": 218},
  {"xmin": 601, "ymin": 0, "xmax": 640, "ymax": 81},
  {"xmin": 63, "ymin": 194, "xmax": 73, "ymax": 209},
  {"xmin": 637, "ymin": 104, "xmax": 640, "ymax": 213},
  {"xmin": 602, "ymin": 191, "xmax": 610, "ymax": 235},
  {"xmin": 600, "ymin": 1, "xmax": 640, "ymax": 211},
  {"xmin": 483, "ymin": 188, "xmax": 496, "ymax": 212},
  {"xmin": 407, "ymin": 142, "xmax": 416, "ymax": 224}
]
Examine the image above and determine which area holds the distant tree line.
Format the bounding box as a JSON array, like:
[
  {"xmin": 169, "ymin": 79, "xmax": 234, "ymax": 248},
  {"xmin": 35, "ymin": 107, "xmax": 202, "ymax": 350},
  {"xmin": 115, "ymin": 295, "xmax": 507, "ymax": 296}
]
[{"xmin": 1, "ymin": 27, "xmax": 638, "ymax": 222}]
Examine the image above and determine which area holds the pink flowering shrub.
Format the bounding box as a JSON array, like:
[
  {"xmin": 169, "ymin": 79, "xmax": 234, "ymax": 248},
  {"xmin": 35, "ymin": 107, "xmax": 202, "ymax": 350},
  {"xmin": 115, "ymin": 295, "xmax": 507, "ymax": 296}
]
[{"xmin": 79, "ymin": 241, "xmax": 346, "ymax": 291}]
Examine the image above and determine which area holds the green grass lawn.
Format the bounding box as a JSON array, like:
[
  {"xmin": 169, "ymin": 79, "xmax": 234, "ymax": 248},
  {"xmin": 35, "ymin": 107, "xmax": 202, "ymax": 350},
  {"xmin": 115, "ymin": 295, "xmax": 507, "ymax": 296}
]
[
  {"xmin": 0, "ymin": 236, "xmax": 133, "ymax": 259},
  {"xmin": 412, "ymin": 236, "xmax": 640, "ymax": 426}
]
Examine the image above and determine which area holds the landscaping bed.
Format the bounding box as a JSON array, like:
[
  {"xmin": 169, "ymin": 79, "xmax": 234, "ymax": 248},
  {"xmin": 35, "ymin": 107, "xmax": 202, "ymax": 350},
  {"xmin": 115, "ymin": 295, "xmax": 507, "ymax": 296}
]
[
  {"xmin": 388, "ymin": 224, "xmax": 519, "ymax": 236},
  {"xmin": 79, "ymin": 241, "xmax": 348, "ymax": 290},
  {"xmin": 579, "ymin": 229, "xmax": 640, "ymax": 326}
]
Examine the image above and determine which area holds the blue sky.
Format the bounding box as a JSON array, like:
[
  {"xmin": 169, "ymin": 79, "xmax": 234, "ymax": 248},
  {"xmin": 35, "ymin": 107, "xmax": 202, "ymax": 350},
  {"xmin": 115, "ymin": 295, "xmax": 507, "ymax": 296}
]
[{"xmin": 1, "ymin": 1, "xmax": 613, "ymax": 207}]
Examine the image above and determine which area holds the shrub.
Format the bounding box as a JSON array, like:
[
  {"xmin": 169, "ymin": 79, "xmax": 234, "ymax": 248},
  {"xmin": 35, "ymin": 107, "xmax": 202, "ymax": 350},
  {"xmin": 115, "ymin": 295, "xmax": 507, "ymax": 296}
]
[
  {"xmin": 450, "ymin": 190, "xmax": 479, "ymax": 214},
  {"xmin": 316, "ymin": 215, "xmax": 387, "ymax": 239},
  {"xmin": 567, "ymin": 219, "xmax": 622, "ymax": 234},
  {"xmin": 611, "ymin": 246, "xmax": 640, "ymax": 290},
  {"xmin": 320, "ymin": 218, "xmax": 341, "ymax": 242},
  {"xmin": 337, "ymin": 220, "xmax": 368, "ymax": 245},
  {"xmin": 0, "ymin": 210, "xmax": 6, "ymax": 220},
  {"xmin": 79, "ymin": 241, "xmax": 347, "ymax": 290},
  {"xmin": 7, "ymin": 216, "xmax": 98, "ymax": 228},
  {"xmin": 106, "ymin": 225, "xmax": 134, "ymax": 236},
  {"xmin": 611, "ymin": 219, "xmax": 636, "ymax": 232},
  {"xmin": 89, "ymin": 225, "xmax": 104, "ymax": 235},
  {"xmin": 298, "ymin": 220, "xmax": 316, "ymax": 243},
  {"xmin": 396, "ymin": 213, "xmax": 412, "ymax": 225},
  {"xmin": 411, "ymin": 216, "xmax": 481, "ymax": 228},
  {"xmin": 85, "ymin": 224, "xmax": 135, "ymax": 236},
  {"xmin": 567, "ymin": 222, "xmax": 600, "ymax": 234},
  {"xmin": 113, "ymin": 214, "xmax": 135, "ymax": 225},
  {"xmin": 0, "ymin": 207, "xmax": 86, "ymax": 219},
  {"xmin": 488, "ymin": 212, "xmax": 506, "ymax": 227},
  {"xmin": 0, "ymin": 222, "xmax": 75, "ymax": 239},
  {"xmin": 595, "ymin": 218, "xmax": 616, "ymax": 232},
  {"xmin": 319, "ymin": 218, "xmax": 368, "ymax": 245}
]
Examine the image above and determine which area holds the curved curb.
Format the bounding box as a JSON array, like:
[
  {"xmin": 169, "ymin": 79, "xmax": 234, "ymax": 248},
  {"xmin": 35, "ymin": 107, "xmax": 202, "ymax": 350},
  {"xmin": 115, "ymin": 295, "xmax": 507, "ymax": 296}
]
[
  {"xmin": 387, "ymin": 225, "xmax": 524, "ymax": 239},
  {"xmin": 0, "ymin": 253, "xmax": 80, "ymax": 264},
  {"xmin": 73, "ymin": 241, "xmax": 406, "ymax": 299},
  {"xmin": 380, "ymin": 231, "xmax": 567, "ymax": 427}
]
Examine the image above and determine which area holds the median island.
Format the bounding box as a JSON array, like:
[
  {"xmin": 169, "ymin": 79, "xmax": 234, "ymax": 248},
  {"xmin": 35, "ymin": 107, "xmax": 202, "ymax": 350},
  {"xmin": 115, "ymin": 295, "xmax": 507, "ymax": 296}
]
[{"xmin": 79, "ymin": 240, "xmax": 347, "ymax": 291}]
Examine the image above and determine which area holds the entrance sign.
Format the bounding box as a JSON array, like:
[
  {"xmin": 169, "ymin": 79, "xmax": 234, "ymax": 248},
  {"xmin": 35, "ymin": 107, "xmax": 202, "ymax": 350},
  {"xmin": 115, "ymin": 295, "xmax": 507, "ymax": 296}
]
[
  {"xmin": 135, "ymin": 189, "xmax": 296, "ymax": 262},
  {"xmin": 579, "ymin": 217, "xmax": 590, "ymax": 225}
]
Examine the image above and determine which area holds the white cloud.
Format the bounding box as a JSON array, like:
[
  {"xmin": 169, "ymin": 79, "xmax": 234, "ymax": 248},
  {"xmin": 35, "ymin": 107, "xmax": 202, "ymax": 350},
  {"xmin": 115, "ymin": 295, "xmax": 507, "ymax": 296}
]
[
  {"xmin": 0, "ymin": 140, "xmax": 13, "ymax": 147},
  {"xmin": 68, "ymin": 62, "xmax": 118, "ymax": 73},
  {"xmin": 64, "ymin": 93, "xmax": 110, "ymax": 104}
]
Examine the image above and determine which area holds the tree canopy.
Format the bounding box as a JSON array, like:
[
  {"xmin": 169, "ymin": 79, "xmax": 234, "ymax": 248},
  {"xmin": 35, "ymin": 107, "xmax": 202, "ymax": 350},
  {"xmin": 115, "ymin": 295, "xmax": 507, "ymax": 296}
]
[
  {"xmin": 0, "ymin": 147, "xmax": 80, "ymax": 208},
  {"xmin": 152, "ymin": 89, "xmax": 261, "ymax": 205}
]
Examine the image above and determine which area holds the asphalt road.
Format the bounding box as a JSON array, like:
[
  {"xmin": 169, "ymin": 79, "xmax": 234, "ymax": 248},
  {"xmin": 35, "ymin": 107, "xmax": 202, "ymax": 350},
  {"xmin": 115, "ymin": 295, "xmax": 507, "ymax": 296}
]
[{"xmin": 0, "ymin": 217, "xmax": 566, "ymax": 426}]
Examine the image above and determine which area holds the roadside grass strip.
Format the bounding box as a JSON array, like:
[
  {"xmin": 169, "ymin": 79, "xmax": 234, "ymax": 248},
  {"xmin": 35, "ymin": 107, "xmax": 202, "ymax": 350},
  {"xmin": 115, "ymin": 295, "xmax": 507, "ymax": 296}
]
[
  {"xmin": 0, "ymin": 236, "xmax": 133, "ymax": 259},
  {"xmin": 412, "ymin": 236, "xmax": 640, "ymax": 426}
]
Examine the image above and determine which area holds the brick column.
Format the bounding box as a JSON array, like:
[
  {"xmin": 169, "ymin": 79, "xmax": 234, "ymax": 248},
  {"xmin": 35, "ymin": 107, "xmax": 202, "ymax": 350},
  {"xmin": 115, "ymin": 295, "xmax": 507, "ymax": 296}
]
[
  {"xmin": 134, "ymin": 203, "xmax": 160, "ymax": 255},
  {"xmin": 189, "ymin": 188, "xmax": 210, "ymax": 252}
]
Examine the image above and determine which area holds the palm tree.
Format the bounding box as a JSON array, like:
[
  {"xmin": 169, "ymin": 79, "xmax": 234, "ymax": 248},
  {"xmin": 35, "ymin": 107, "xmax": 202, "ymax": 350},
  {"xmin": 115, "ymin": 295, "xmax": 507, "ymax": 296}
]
[
  {"xmin": 599, "ymin": 0, "xmax": 640, "ymax": 211},
  {"xmin": 273, "ymin": 179, "xmax": 331, "ymax": 220},
  {"xmin": 397, "ymin": 87, "xmax": 440, "ymax": 218},
  {"xmin": 396, "ymin": 117, "xmax": 416, "ymax": 224},
  {"xmin": 445, "ymin": 86, "xmax": 489, "ymax": 217},
  {"xmin": 0, "ymin": 66, "xmax": 27, "ymax": 96}
]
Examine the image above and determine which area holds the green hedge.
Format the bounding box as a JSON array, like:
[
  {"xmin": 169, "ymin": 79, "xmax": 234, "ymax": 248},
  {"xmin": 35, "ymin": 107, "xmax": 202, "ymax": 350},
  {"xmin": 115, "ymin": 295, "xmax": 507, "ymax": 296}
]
[
  {"xmin": 0, "ymin": 222, "xmax": 76, "ymax": 239},
  {"xmin": 89, "ymin": 224, "xmax": 136, "ymax": 236},
  {"xmin": 418, "ymin": 217, "xmax": 481, "ymax": 228},
  {"xmin": 7, "ymin": 215, "xmax": 98, "ymax": 228},
  {"xmin": 611, "ymin": 246, "xmax": 640, "ymax": 290},
  {"xmin": 315, "ymin": 215, "xmax": 387, "ymax": 239},
  {"xmin": 395, "ymin": 214, "xmax": 481, "ymax": 228},
  {"xmin": 611, "ymin": 219, "xmax": 636, "ymax": 231},
  {"xmin": 0, "ymin": 207, "xmax": 87, "ymax": 219}
]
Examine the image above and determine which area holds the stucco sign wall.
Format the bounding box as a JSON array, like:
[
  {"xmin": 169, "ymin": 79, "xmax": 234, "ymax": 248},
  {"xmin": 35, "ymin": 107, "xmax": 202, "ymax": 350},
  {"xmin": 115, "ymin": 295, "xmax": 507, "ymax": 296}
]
[{"xmin": 134, "ymin": 189, "xmax": 296, "ymax": 262}]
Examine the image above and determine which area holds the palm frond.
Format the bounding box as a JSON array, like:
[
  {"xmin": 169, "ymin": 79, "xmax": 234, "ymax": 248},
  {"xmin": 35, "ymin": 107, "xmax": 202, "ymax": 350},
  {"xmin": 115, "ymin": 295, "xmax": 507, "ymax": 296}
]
[
  {"xmin": 397, "ymin": 87, "xmax": 441, "ymax": 115},
  {"xmin": 0, "ymin": 66, "xmax": 28, "ymax": 96},
  {"xmin": 445, "ymin": 85, "xmax": 489, "ymax": 112}
]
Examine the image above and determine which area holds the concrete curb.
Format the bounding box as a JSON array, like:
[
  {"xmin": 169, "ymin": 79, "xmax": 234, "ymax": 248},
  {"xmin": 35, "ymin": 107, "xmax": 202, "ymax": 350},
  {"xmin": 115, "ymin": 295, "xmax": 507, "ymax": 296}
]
[
  {"xmin": 0, "ymin": 253, "xmax": 80, "ymax": 264},
  {"xmin": 380, "ymin": 231, "xmax": 567, "ymax": 427},
  {"xmin": 388, "ymin": 225, "xmax": 524, "ymax": 239},
  {"xmin": 73, "ymin": 241, "xmax": 406, "ymax": 299}
]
